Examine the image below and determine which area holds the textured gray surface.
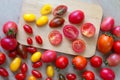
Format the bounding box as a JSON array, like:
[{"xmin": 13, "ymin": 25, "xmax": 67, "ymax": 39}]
[{"xmin": 0, "ymin": 0, "xmax": 120, "ymax": 80}]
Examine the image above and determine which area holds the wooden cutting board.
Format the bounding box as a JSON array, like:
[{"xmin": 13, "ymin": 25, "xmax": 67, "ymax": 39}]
[{"xmin": 17, "ymin": 0, "xmax": 103, "ymax": 57}]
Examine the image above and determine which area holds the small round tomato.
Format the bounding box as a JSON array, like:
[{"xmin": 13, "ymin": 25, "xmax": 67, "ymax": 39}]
[
  {"xmin": 15, "ymin": 73, "xmax": 26, "ymax": 80},
  {"xmin": 80, "ymin": 23, "xmax": 96, "ymax": 38},
  {"xmin": 27, "ymin": 37, "xmax": 33, "ymax": 45},
  {"xmin": 32, "ymin": 61, "xmax": 42, "ymax": 68},
  {"xmin": 31, "ymin": 52, "xmax": 42, "ymax": 63},
  {"xmin": 23, "ymin": 24, "xmax": 33, "ymax": 34},
  {"xmin": 0, "ymin": 67, "xmax": 9, "ymax": 77},
  {"xmin": 23, "ymin": 13, "xmax": 36, "ymax": 22},
  {"xmin": 63, "ymin": 25, "xmax": 79, "ymax": 41},
  {"xmin": 36, "ymin": 16, "xmax": 48, "ymax": 26},
  {"xmin": 41, "ymin": 4, "xmax": 52, "ymax": 15},
  {"xmin": 26, "ymin": 46, "xmax": 37, "ymax": 54},
  {"xmin": 0, "ymin": 52, "xmax": 6, "ymax": 65},
  {"xmin": 72, "ymin": 39, "xmax": 86, "ymax": 53},
  {"xmin": 112, "ymin": 26, "xmax": 120, "ymax": 38},
  {"xmin": 66, "ymin": 73, "xmax": 76, "ymax": 80},
  {"xmin": 32, "ymin": 70, "xmax": 42, "ymax": 78},
  {"xmin": 46, "ymin": 77, "xmax": 52, "ymax": 80},
  {"xmin": 82, "ymin": 71, "xmax": 95, "ymax": 80},
  {"xmin": 21, "ymin": 63, "xmax": 28, "ymax": 74},
  {"xmin": 8, "ymin": 50, "xmax": 17, "ymax": 58},
  {"xmin": 113, "ymin": 40, "xmax": 120, "ymax": 54},
  {"xmin": 35, "ymin": 35, "xmax": 43, "ymax": 44},
  {"xmin": 48, "ymin": 30, "xmax": 62, "ymax": 46}
]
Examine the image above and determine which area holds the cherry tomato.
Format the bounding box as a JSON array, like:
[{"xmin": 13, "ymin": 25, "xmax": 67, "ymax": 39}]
[
  {"xmin": 90, "ymin": 56, "xmax": 102, "ymax": 68},
  {"xmin": 80, "ymin": 23, "xmax": 96, "ymax": 38},
  {"xmin": 0, "ymin": 67, "xmax": 9, "ymax": 77},
  {"xmin": 72, "ymin": 56, "xmax": 87, "ymax": 70},
  {"xmin": 113, "ymin": 40, "xmax": 120, "ymax": 54},
  {"xmin": 46, "ymin": 77, "xmax": 52, "ymax": 80},
  {"xmin": 41, "ymin": 4, "xmax": 52, "ymax": 15},
  {"xmin": 21, "ymin": 63, "xmax": 28, "ymax": 74},
  {"xmin": 35, "ymin": 35, "xmax": 43, "ymax": 44},
  {"xmin": 112, "ymin": 26, "xmax": 120, "ymax": 38},
  {"xmin": 48, "ymin": 30, "xmax": 62, "ymax": 46},
  {"xmin": 32, "ymin": 61, "xmax": 42, "ymax": 68},
  {"xmin": 55, "ymin": 56, "xmax": 69, "ymax": 69},
  {"xmin": 23, "ymin": 24, "xmax": 33, "ymax": 34},
  {"xmin": 82, "ymin": 71, "xmax": 95, "ymax": 80},
  {"xmin": 100, "ymin": 17, "xmax": 114, "ymax": 32},
  {"xmin": 53, "ymin": 5, "xmax": 68, "ymax": 16},
  {"xmin": 100, "ymin": 68, "xmax": 115, "ymax": 80},
  {"xmin": 97, "ymin": 34, "xmax": 114, "ymax": 54},
  {"xmin": 0, "ymin": 52, "xmax": 6, "ymax": 65},
  {"xmin": 28, "ymin": 75, "xmax": 37, "ymax": 80},
  {"xmin": 69, "ymin": 10, "xmax": 84, "ymax": 24},
  {"xmin": 32, "ymin": 70, "xmax": 42, "ymax": 78},
  {"xmin": 31, "ymin": 52, "xmax": 42, "ymax": 63},
  {"xmin": 36, "ymin": 16, "xmax": 48, "ymax": 26},
  {"xmin": 72, "ymin": 39, "xmax": 86, "ymax": 53},
  {"xmin": 58, "ymin": 73, "xmax": 66, "ymax": 80},
  {"xmin": 8, "ymin": 50, "xmax": 17, "ymax": 58},
  {"xmin": 27, "ymin": 37, "xmax": 33, "ymax": 45},
  {"xmin": 63, "ymin": 25, "xmax": 79, "ymax": 41},
  {"xmin": 26, "ymin": 46, "xmax": 37, "ymax": 54},
  {"xmin": 15, "ymin": 72, "xmax": 26, "ymax": 80},
  {"xmin": 66, "ymin": 73, "xmax": 76, "ymax": 80},
  {"xmin": 23, "ymin": 13, "xmax": 36, "ymax": 22}
]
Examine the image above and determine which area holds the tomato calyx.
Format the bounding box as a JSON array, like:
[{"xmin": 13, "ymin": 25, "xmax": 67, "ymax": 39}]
[{"xmin": 7, "ymin": 29, "xmax": 16, "ymax": 37}]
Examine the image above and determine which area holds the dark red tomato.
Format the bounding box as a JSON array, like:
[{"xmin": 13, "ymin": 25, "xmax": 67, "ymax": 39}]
[
  {"xmin": 0, "ymin": 67, "xmax": 9, "ymax": 77},
  {"xmin": 3, "ymin": 21, "xmax": 18, "ymax": 37},
  {"xmin": 0, "ymin": 52, "xmax": 6, "ymax": 65},
  {"xmin": 113, "ymin": 40, "xmax": 120, "ymax": 54},
  {"xmin": 69, "ymin": 10, "xmax": 84, "ymax": 24},
  {"xmin": 82, "ymin": 71, "xmax": 95, "ymax": 80},
  {"xmin": 63, "ymin": 25, "xmax": 79, "ymax": 41},
  {"xmin": 26, "ymin": 46, "xmax": 37, "ymax": 54},
  {"xmin": 55, "ymin": 56, "xmax": 69, "ymax": 69},
  {"xmin": 46, "ymin": 77, "xmax": 52, "ymax": 80},
  {"xmin": 32, "ymin": 61, "xmax": 42, "ymax": 68},
  {"xmin": 8, "ymin": 50, "xmax": 17, "ymax": 58},
  {"xmin": 112, "ymin": 26, "xmax": 120, "ymax": 38},
  {"xmin": 32, "ymin": 70, "xmax": 42, "ymax": 78},
  {"xmin": 21, "ymin": 63, "xmax": 28, "ymax": 74},
  {"xmin": 80, "ymin": 23, "xmax": 96, "ymax": 38},
  {"xmin": 35, "ymin": 35, "xmax": 43, "ymax": 44},
  {"xmin": 66, "ymin": 73, "xmax": 76, "ymax": 80},
  {"xmin": 49, "ymin": 17, "xmax": 65, "ymax": 28},
  {"xmin": 100, "ymin": 68, "xmax": 115, "ymax": 80},
  {"xmin": 48, "ymin": 30, "xmax": 62, "ymax": 46},
  {"xmin": 23, "ymin": 24, "xmax": 33, "ymax": 34},
  {"xmin": 72, "ymin": 56, "xmax": 87, "ymax": 70},
  {"xmin": 90, "ymin": 56, "xmax": 102, "ymax": 68},
  {"xmin": 27, "ymin": 37, "xmax": 33, "ymax": 45},
  {"xmin": 1, "ymin": 37, "xmax": 18, "ymax": 51},
  {"xmin": 15, "ymin": 73, "xmax": 26, "ymax": 80},
  {"xmin": 100, "ymin": 17, "xmax": 114, "ymax": 32},
  {"xmin": 72, "ymin": 39, "xmax": 86, "ymax": 53},
  {"xmin": 53, "ymin": 5, "xmax": 68, "ymax": 16}
]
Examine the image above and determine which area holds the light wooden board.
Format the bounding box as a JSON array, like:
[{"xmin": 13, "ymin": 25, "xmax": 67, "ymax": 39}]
[{"xmin": 17, "ymin": 0, "xmax": 103, "ymax": 57}]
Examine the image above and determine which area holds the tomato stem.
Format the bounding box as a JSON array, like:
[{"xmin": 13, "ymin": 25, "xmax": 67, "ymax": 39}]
[
  {"xmin": 55, "ymin": 67, "xmax": 60, "ymax": 72},
  {"xmin": 104, "ymin": 60, "xmax": 108, "ymax": 66}
]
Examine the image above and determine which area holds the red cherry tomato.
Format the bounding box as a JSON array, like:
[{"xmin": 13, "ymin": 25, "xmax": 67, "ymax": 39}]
[
  {"xmin": 32, "ymin": 61, "xmax": 42, "ymax": 68},
  {"xmin": 66, "ymin": 73, "xmax": 76, "ymax": 80},
  {"xmin": 0, "ymin": 52, "xmax": 6, "ymax": 65},
  {"xmin": 48, "ymin": 30, "xmax": 62, "ymax": 46},
  {"xmin": 15, "ymin": 73, "xmax": 26, "ymax": 80},
  {"xmin": 55, "ymin": 56, "xmax": 69, "ymax": 69},
  {"xmin": 113, "ymin": 40, "xmax": 120, "ymax": 54},
  {"xmin": 112, "ymin": 26, "xmax": 120, "ymax": 38},
  {"xmin": 23, "ymin": 24, "xmax": 33, "ymax": 34},
  {"xmin": 63, "ymin": 25, "xmax": 79, "ymax": 41},
  {"xmin": 46, "ymin": 77, "xmax": 52, "ymax": 80},
  {"xmin": 69, "ymin": 10, "xmax": 84, "ymax": 24},
  {"xmin": 80, "ymin": 23, "xmax": 96, "ymax": 38},
  {"xmin": 72, "ymin": 39, "xmax": 86, "ymax": 53},
  {"xmin": 8, "ymin": 50, "xmax": 17, "ymax": 58},
  {"xmin": 35, "ymin": 35, "xmax": 43, "ymax": 44},
  {"xmin": 32, "ymin": 70, "xmax": 42, "ymax": 78},
  {"xmin": 90, "ymin": 56, "xmax": 102, "ymax": 68},
  {"xmin": 26, "ymin": 46, "xmax": 37, "ymax": 54},
  {"xmin": 82, "ymin": 71, "xmax": 95, "ymax": 80},
  {"xmin": 27, "ymin": 37, "xmax": 33, "ymax": 45},
  {"xmin": 21, "ymin": 63, "xmax": 28, "ymax": 74},
  {"xmin": 0, "ymin": 67, "xmax": 9, "ymax": 77}
]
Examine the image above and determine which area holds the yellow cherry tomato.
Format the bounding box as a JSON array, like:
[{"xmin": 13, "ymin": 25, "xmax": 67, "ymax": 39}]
[
  {"xmin": 46, "ymin": 65, "xmax": 54, "ymax": 77},
  {"xmin": 31, "ymin": 52, "xmax": 42, "ymax": 62},
  {"xmin": 10, "ymin": 57, "xmax": 21, "ymax": 72},
  {"xmin": 36, "ymin": 16, "xmax": 48, "ymax": 26},
  {"xmin": 23, "ymin": 13, "xmax": 36, "ymax": 22},
  {"xmin": 28, "ymin": 75, "xmax": 36, "ymax": 80},
  {"xmin": 41, "ymin": 4, "xmax": 52, "ymax": 15}
]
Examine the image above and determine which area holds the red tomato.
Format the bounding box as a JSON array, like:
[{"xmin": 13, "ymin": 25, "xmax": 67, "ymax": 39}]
[
  {"xmin": 8, "ymin": 50, "xmax": 17, "ymax": 58},
  {"xmin": 46, "ymin": 77, "xmax": 52, "ymax": 80},
  {"xmin": 66, "ymin": 73, "xmax": 76, "ymax": 80},
  {"xmin": 63, "ymin": 25, "xmax": 79, "ymax": 41},
  {"xmin": 113, "ymin": 40, "xmax": 120, "ymax": 54},
  {"xmin": 48, "ymin": 30, "xmax": 62, "ymax": 46},
  {"xmin": 1, "ymin": 37, "xmax": 18, "ymax": 51},
  {"xmin": 23, "ymin": 24, "xmax": 33, "ymax": 34},
  {"xmin": 100, "ymin": 68, "xmax": 115, "ymax": 80},
  {"xmin": 72, "ymin": 39, "xmax": 86, "ymax": 53},
  {"xmin": 55, "ymin": 56, "xmax": 69, "ymax": 69},
  {"xmin": 0, "ymin": 52, "xmax": 6, "ymax": 65},
  {"xmin": 97, "ymin": 34, "xmax": 114, "ymax": 54},
  {"xmin": 21, "ymin": 63, "xmax": 28, "ymax": 74},
  {"xmin": 80, "ymin": 23, "xmax": 96, "ymax": 38},
  {"xmin": 72, "ymin": 56, "xmax": 87, "ymax": 70},
  {"xmin": 112, "ymin": 26, "xmax": 120, "ymax": 38},
  {"xmin": 90, "ymin": 56, "xmax": 102, "ymax": 68},
  {"xmin": 32, "ymin": 70, "xmax": 42, "ymax": 78},
  {"xmin": 27, "ymin": 37, "xmax": 33, "ymax": 45},
  {"xmin": 3, "ymin": 21, "xmax": 18, "ymax": 37},
  {"xmin": 82, "ymin": 71, "xmax": 95, "ymax": 80},
  {"xmin": 26, "ymin": 46, "xmax": 37, "ymax": 54},
  {"xmin": 35, "ymin": 35, "xmax": 43, "ymax": 44},
  {"xmin": 15, "ymin": 73, "xmax": 26, "ymax": 80},
  {"xmin": 32, "ymin": 61, "xmax": 42, "ymax": 68},
  {"xmin": 0, "ymin": 67, "xmax": 9, "ymax": 77},
  {"xmin": 69, "ymin": 10, "xmax": 84, "ymax": 24},
  {"xmin": 100, "ymin": 17, "xmax": 114, "ymax": 32},
  {"xmin": 53, "ymin": 5, "xmax": 68, "ymax": 16}
]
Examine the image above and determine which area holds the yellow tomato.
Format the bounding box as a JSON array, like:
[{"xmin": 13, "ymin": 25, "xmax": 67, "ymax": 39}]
[
  {"xmin": 41, "ymin": 4, "xmax": 52, "ymax": 15},
  {"xmin": 36, "ymin": 16, "xmax": 48, "ymax": 26},
  {"xmin": 28, "ymin": 75, "xmax": 36, "ymax": 80},
  {"xmin": 31, "ymin": 52, "xmax": 42, "ymax": 62},
  {"xmin": 46, "ymin": 65, "xmax": 54, "ymax": 77},
  {"xmin": 23, "ymin": 13, "xmax": 36, "ymax": 22},
  {"xmin": 10, "ymin": 57, "xmax": 21, "ymax": 72}
]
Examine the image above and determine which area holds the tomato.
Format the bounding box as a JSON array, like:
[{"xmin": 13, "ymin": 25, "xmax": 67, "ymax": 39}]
[
  {"xmin": 80, "ymin": 23, "xmax": 96, "ymax": 38},
  {"xmin": 1, "ymin": 37, "xmax": 18, "ymax": 51},
  {"xmin": 100, "ymin": 17, "xmax": 114, "ymax": 32},
  {"xmin": 3, "ymin": 21, "xmax": 18, "ymax": 37},
  {"xmin": 97, "ymin": 34, "xmax": 114, "ymax": 54},
  {"xmin": 49, "ymin": 17, "xmax": 65, "ymax": 28},
  {"xmin": 69, "ymin": 10, "xmax": 84, "ymax": 24},
  {"xmin": 0, "ymin": 52, "xmax": 6, "ymax": 65},
  {"xmin": 35, "ymin": 35, "xmax": 43, "ymax": 44},
  {"xmin": 72, "ymin": 56, "xmax": 87, "ymax": 70},
  {"xmin": 26, "ymin": 46, "xmax": 37, "ymax": 54},
  {"xmin": 48, "ymin": 30, "xmax": 62, "ymax": 46},
  {"xmin": 23, "ymin": 13, "xmax": 36, "ymax": 22},
  {"xmin": 90, "ymin": 56, "xmax": 102, "ymax": 68},
  {"xmin": 58, "ymin": 73, "xmax": 66, "ymax": 80},
  {"xmin": 36, "ymin": 16, "xmax": 48, "ymax": 26},
  {"xmin": 0, "ymin": 67, "xmax": 9, "ymax": 77},
  {"xmin": 27, "ymin": 37, "xmax": 33, "ymax": 45},
  {"xmin": 23, "ymin": 24, "xmax": 33, "ymax": 34},
  {"xmin": 55, "ymin": 56, "xmax": 69, "ymax": 69},
  {"xmin": 32, "ymin": 70, "xmax": 42, "ymax": 78},
  {"xmin": 15, "ymin": 73, "xmax": 26, "ymax": 80},
  {"xmin": 21, "ymin": 63, "xmax": 28, "ymax": 74},
  {"xmin": 8, "ymin": 50, "xmax": 17, "ymax": 58},
  {"xmin": 46, "ymin": 65, "xmax": 54, "ymax": 78},
  {"xmin": 31, "ymin": 52, "xmax": 42, "ymax": 63},
  {"xmin": 32, "ymin": 61, "xmax": 42, "ymax": 68},
  {"xmin": 63, "ymin": 25, "xmax": 79, "ymax": 41},
  {"xmin": 46, "ymin": 77, "xmax": 52, "ymax": 80},
  {"xmin": 113, "ymin": 40, "xmax": 120, "ymax": 54},
  {"xmin": 100, "ymin": 68, "xmax": 115, "ymax": 80},
  {"xmin": 72, "ymin": 39, "xmax": 86, "ymax": 53},
  {"xmin": 53, "ymin": 5, "xmax": 68, "ymax": 16},
  {"xmin": 112, "ymin": 26, "xmax": 120, "ymax": 38},
  {"xmin": 28, "ymin": 75, "xmax": 37, "ymax": 80},
  {"xmin": 66, "ymin": 73, "xmax": 76, "ymax": 80},
  {"xmin": 41, "ymin": 4, "xmax": 52, "ymax": 15},
  {"xmin": 82, "ymin": 71, "xmax": 95, "ymax": 80}
]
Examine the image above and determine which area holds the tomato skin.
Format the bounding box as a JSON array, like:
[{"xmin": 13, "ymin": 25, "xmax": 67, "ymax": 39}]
[
  {"xmin": 27, "ymin": 37, "xmax": 33, "ymax": 45},
  {"xmin": 66, "ymin": 73, "xmax": 76, "ymax": 80},
  {"xmin": 32, "ymin": 61, "xmax": 42, "ymax": 68},
  {"xmin": 32, "ymin": 70, "xmax": 42, "ymax": 78},
  {"xmin": 23, "ymin": 24, "xmax": 33, "ymax": 34},
  {"xmin": 21, "ymin": 63, "xmax": 28, "ymax": 74},
  {"xmin": 26, "ymin": 46, "xmax": 37, "ymax": 54},
  {"xmin": 35, "ymin": 35, "xmax": 43, "ymax": 44},
  {"xmin": 97, "ymin": 34, "xmax": 114, "ymax": 54},
  {"xmin": 0, "ymin": 67, "xmax": 9, "ymax": 77},
  {"xmin": 0, "ymin": 52, "xmax": 6, "ymax": 65},
  {"xmin": 46, "ymin": 77, "xmax": 52, "ymax": 80},
  {"xmin": 113, "ymin": 40, "xmax": 120, "ymax": 54},
  {"xmin": 41, "ymin": 4, "xmax": 52, "ymax": 15},
  {"xmin": 8, "ymin": 50, "xmax": 17, "ymax": 58},
  {"xmin": 28, "ymin": 75, "xmax": 37, "ymax": 80},
  {"xmin": 15, "ymin": 73, "xmax": 26, "ymax": 80},
  {"xmin": 82, "ymin": 71, "xmax": 95, "ymax": 80},
  {"xmin": 112, "ymin": 26, "xmax": 120, "ymax": 38}
]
